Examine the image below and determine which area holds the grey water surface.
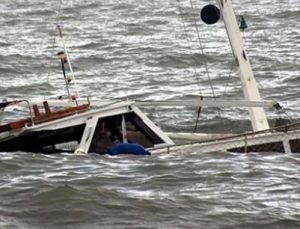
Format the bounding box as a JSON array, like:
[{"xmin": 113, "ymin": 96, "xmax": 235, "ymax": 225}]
[{"xmin": 0, "ymin": 0, "xmax": 300, "ymax": 228}]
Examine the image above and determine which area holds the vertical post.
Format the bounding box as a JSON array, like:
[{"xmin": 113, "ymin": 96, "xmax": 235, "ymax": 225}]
[
  {"xmin": 121, "ymin": 115, "xmax": 128, "ymax": 143},
  {"xmin": 76, "ymin": 116, "xmax": 98, "ymax": 154},
  {"xmin": 217, "ymin": 0, "xmax": 269, "ymax": 131}
]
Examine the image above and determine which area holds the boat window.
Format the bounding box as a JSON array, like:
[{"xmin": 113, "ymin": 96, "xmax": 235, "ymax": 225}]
[
  {"xmin": 89, "ymin": 112, "xmax": 164, "ymax": 154},
  {"xmin": 289, "ymin": 139, "xmax": 300, "ymax": 153},
  {"xmin": 38, "ymin": 124, "xmax": 86, "ymax": 153}
]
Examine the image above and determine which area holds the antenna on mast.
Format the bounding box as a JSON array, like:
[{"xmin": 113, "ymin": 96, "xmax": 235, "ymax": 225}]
[{"xmin": 57, "ymin": 25, "xmax": 80, "ymax": 100}]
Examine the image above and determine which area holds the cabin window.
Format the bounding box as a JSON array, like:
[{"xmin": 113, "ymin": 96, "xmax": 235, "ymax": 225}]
[
  {"xmin": 38, "ymin": 124, "xmax": 85, "ymax": 153},
  {"xmin": 38, "ymin": 124, "xmax": 86, "ymax": 153},
  {"xmin": 89, "ymin": 112, "xmax": 164, "ymax": 154},
  {"xmin": 289, "ymin": 139, "xmax": 300, "ymax": 153}
]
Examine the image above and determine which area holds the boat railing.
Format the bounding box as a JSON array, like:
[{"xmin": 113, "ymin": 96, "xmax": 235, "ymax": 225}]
[
  {"xmin": 0, "ymin": 100, "xmax": 34, "ymax": 133},
  {"xmin": 0, "ymin": 99, "xmax": 34, "ymax": 125},
  {"xmin": 174, "ymin": 120, "xmax": 300, "ymax": 148}
]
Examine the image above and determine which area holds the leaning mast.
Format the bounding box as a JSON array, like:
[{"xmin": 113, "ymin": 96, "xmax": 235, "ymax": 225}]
[
  {"xmin": 216, "ymin": 0, "xmax": 270, "ymax": 131},
  {"xmin": 57, "ymin": 25, "xmax": 80, "ymax": 100}
]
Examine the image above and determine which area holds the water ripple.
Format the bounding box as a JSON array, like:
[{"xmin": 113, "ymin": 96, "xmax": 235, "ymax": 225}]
[{"xmin": 1, "ymin": 0, "xmax": 300, "ymax": 228}]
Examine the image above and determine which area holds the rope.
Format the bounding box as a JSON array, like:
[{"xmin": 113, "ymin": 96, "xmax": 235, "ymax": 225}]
[
  {"xmin": 176, "ymin": 0, "xmax": 205, "ymax": 132},
  {"xmin": 21, "ymin": 2, "xmax": 64, "ymax": 93},
  {"xmin": 189, "ymin": 0, "xmax": 228, "ymax": 131},
  {"xmin": 175, "ymin": 0, "xmax": 205, "ymax": 133},
  {"xmin": 176, "ymin": 0, "xmax": 203, "ymax": 97},
  {"xmin": 46, "ymin": 0, "xmax": 64, "ymax": 86},
  {"xmin": 188, "ymin": 0, "xmax": 217, "ymax": 100},
  {"xmin": 176, "ymin": 0, "xmax": 227, "ymax": 132}
]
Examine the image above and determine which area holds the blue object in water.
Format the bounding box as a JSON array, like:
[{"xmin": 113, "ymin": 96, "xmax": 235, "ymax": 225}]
[{"xmin": 108, "ymin": 143, "xmax": 151, "ymax": 156}]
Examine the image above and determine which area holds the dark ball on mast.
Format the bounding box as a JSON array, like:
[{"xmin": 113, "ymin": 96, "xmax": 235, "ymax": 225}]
[{"xmin": 200, "ymin": 4, "xmax": 220, "ymax": 25}]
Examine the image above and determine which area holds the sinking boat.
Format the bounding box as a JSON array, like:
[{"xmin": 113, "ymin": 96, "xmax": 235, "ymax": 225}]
[
  {"xmin": 0, "ymin": 99, "xmax": 173, "ymax": 154},
  {"xmin": 166, "ymin": 0, "xmax": 300, "ymax": 153},
  {"xmin": 1, "ymin": 0, "xmax": 300, "ymax": 154},
  {"xmin": 0, "ymin": 26, "xmax": 174, "ymax": 155}
]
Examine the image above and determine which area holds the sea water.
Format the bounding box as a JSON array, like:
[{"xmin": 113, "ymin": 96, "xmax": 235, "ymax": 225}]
[{"xmin": 0, "ymin": 0, "xmax": 300, "ymax": 228}]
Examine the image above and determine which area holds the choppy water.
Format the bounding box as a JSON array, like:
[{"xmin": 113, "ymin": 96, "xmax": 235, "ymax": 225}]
[
  {"xmin": 1, "ymin": 152, "xmax": 300, "ymax": 229},
  {"xmin": 0, "ymin": 0, "xmax": 300, "ymax": 228}
]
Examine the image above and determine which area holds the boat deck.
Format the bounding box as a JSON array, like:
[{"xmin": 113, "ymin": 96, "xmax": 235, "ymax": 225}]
[{"xmin": 0, "ymin": 101, "xmax": 90, "ymax": 133}]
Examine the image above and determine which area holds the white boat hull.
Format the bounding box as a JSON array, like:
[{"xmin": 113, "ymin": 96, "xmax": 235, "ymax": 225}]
[{"xmin": 165, "ymin": 126, "xmax": 300, "ymax": 154}]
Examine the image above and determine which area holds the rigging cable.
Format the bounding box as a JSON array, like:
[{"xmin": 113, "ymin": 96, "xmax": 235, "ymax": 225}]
[
  {"xmin": 22, "ymin": 2, "xmax": 64, "ymax": 99},
  {"xmin": 176, "ymin": 0, "xmax": 205, "ymax": 132},
  {"xmin": 46, "ymin": 0, "xmax": 63, "ymax": 85},
  {"xmin": 176, "ymin": 0, "xmax": 203, "ymax": 97},
  {"xmin": 176, "ymin": 0, "xmax": 224, "ymax": 132},
  {"xmin": 188, "ymin": 0, "xmax": 217, "ymax": 100},
  {"xmin": 189, "ymin": 0, "xmax": 226, "ymax": 131},
  {"xmin": 176, "ymin": 0, "xmax": 205, "ymax": 133}
]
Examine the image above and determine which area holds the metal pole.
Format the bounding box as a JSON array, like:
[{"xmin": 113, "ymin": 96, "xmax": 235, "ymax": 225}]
[{"xmin": 57, "ymin": 25, "xmax": 80, "ymax": 99}]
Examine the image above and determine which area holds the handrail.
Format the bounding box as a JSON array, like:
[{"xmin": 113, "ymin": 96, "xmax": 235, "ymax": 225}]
[
  {"xmin": 175, "ymin": 120, "xmax": 300, "ymax": 147},
  {"xmin": 0, "ymin": 100, "xmax": 34, "ymax": 126}
]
